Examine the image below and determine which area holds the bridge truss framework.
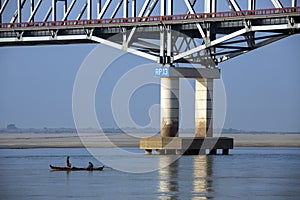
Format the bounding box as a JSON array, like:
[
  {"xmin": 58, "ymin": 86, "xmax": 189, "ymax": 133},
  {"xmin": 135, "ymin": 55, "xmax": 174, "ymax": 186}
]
[{"xmin": 0, "ymin": 0, "xmax": 299, "ymax": 65}]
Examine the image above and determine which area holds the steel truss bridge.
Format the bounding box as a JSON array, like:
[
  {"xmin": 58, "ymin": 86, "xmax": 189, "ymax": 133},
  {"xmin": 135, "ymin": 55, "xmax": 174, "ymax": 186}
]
[
  {"xmin": 0, "ymin": 0, "xmax": 299, "ymax": 65},
  {"xmin": 1, "ymin": 0, "xmax": 300, "ymax": 141}
]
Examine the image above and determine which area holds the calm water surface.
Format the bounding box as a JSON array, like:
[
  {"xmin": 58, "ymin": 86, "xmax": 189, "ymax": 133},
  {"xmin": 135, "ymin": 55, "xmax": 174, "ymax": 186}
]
[{"xmin": 0, "ymin": 147, "xmax": 299, "ymax": 200}]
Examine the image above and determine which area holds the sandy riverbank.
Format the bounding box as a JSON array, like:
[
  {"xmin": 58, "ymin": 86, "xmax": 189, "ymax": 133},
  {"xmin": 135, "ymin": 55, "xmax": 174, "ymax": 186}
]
[{"xmin": 0, "ymin": 133, "xmax": 299, "ymax": 149}]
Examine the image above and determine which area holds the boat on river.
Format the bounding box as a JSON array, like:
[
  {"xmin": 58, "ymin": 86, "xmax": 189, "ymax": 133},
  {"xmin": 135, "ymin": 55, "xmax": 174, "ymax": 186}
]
[{"xmin": 50, "ymin": 165, "xmax": 104, "ymax": 171}]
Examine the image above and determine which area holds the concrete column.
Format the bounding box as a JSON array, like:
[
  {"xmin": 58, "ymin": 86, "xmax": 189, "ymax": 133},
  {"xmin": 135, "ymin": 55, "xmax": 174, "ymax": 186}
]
[
  {"xmin": 195, "ymin": 78, "xmax": 213, "ymax": 137},
  {"xmin": 160, "ymin": 77, "xmax": 179, "ymax": 137}
]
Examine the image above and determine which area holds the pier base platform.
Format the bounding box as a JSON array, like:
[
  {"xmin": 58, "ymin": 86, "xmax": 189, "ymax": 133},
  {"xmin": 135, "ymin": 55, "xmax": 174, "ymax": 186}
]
[{"xmin": 140, "ymin": 137, "xmax": 233, "ymax": 155}]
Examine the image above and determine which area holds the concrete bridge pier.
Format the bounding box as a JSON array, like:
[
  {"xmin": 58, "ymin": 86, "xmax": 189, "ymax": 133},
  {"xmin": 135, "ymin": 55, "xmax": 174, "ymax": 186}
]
[
  {"xmin": 160, "ymin": 77, "xmax": 179, "ymax": 137},
  {"xmin": 140, "ymin": 67, "xmax": 233, "ymax": 155},
  {"xmin": 195, "ymin": 78, "xmax": 213, "ymax": 138}
]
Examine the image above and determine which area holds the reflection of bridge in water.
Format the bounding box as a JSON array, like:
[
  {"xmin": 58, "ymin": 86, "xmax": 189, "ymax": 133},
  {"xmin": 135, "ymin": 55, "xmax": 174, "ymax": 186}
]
[
  {"xmin": 1, "ymin": 0, "xmax": 299, "ymax": 154},
  {"xmin": 158, "ymin": 156, "xmax": 212, "ymax": 199}
]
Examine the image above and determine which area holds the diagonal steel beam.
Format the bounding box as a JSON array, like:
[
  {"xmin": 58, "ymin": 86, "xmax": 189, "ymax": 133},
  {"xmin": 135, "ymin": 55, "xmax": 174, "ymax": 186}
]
[
  {"xmin": 186, "ymin": 0, "xmax": 197, "ymax": 14},
  {"xmin": 251, "ymin": 23, "xmax": 300, "ymax": 31},
  {"xmin": 177, "ymin": 37, "xmax": 202, "ymax": 61},
  {"xmin": 138, "ymin": 0, "xmax": 152, "ymax": 17},
  {"xmin": 28, "ymin": 0, "xmax": 43, "ymax": 22},
  {"xmin": 135, "ymin": 39, "xmax": 160, "ymax": 49},
  {"xmin": 10, "ymin": 0, "xmax": 26, "ymax": 23},
  {"xmin": 210, "ymin": 29, "xmax": 248, "ymax": 47},
  {"xmin": 76, "ymin": 3, "xmax": 88, "ymax": 21},
  {"xmin": 217, "ymin": 34, "xmax": 288, "ymax": 63},
  {"xmin": 90, "ymin": 36, "xmax": 157, "ymax": 61},
  {"xmin": 98, "ymin": 0, "xmax": 112, "ymax": 19},
  {"xmin": 0, "ymin": 0, "xmax": 9, "ymax": 16},
  {"xmin": 174, "ymin": 28, "xmax": 248, "ymax": 61},
  {"xmin": 110, "ymin": 0, "xmax": 123, "ymax": 19},
  {"xmin": 190, "ymin": 38, "xmax": 203, "ymax": 60},
  {"xmin": 221, "ymin": 33, "xmax": 286, "ymax": 45},
  {"xmin": 271, "ymin": 0, "xmax": 283, "ymax": 8},
  {"xmin": 227, "ymin": 0, "xmax": 241, "ymax": 11},
  {"xmin": 125, "ymin": 0, "xmax": 152, "ymax": 48},
  {"xmin": 216, "ymin": 45, "xmax": 250, "ymax": 50},
  {"xmin": 44, "ymin": 7, "xmax": 52, "ymax": 22},
  {"xmin": 213, "ymin": 49, "xmax": 249, "ymax": 56},
  {"xmin": 62, "ymin": 0, "xmax": 77, "ymax": 21},
  {"xmin": 144, "ymin": 0, "xmax": 159, "ymax": 17},
  {"xmin": 184, "ymin": 0, "xmax": 206, "ymax": 41},
  {"xmin": 254, "ymin": 34, "xmax": 287, "ymax": 48}
]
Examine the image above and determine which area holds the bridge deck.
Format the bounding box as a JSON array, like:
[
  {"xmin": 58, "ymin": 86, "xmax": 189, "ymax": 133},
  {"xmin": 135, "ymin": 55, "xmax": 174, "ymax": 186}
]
[
  {"xmin": 1, "ymin": 7, "xmax": 299, "ymax": 31},
  {"xmin": 0, "ymin": 6, "xmax": 299, "ymax": 64},
  {"xmin": 0, "ymin": 8, "xmax": 299, "ymax": 46}
]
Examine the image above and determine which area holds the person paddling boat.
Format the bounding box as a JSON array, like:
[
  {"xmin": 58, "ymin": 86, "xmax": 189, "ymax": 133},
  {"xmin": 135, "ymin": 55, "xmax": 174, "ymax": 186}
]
[{"xmin": 66, "ymin": 156, "xmax": 71, "ymax": 168}]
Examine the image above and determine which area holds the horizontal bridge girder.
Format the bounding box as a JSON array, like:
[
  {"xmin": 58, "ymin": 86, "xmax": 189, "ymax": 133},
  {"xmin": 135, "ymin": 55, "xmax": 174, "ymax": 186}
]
[
  {"xmin": 1, "ymin": 12, "xmax": 299, "ymax": 37},
  {"xmin": 2, "ymin": 9, "xmax": 300, "ymax": 31},
  {"xmin": 0, "ymin": 5, "xmax": 299, "ymax": 65},
  {"xmin": 1, "ymin": 0, "xmax": 299, "ymax": 23}
]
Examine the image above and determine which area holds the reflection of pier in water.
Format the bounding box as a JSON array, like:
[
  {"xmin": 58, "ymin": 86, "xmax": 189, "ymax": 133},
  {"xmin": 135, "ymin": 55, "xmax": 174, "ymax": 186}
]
[
  {"xmin": 193, "ymin": 156, "xmax": 213, "ymax": 200},
  {"xmin": 158, "ymin": 156, "xmax": 179, "ymax": 199},
  {"xmin": 158, "ymin": 156, "xmax": 212, "ymax": 199}
]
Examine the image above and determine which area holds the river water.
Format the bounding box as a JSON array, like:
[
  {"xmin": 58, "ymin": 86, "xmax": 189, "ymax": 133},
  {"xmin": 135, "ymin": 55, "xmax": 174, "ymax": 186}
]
[{"xmin": 0, "ymin": 147, "xmax": 299, "ymax": 200}]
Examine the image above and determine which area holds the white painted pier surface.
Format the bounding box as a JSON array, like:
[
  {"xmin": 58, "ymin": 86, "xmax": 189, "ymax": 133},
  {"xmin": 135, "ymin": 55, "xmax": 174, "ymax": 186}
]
[
  {"xmin": 160, "ymin": 77, "xmax": 179, "ymax": 137},
  {"xmin": 195, "ymin": 78, "xmax": 214, "ymax": 138},
  {"xmin": 159, "ymin": 67, "xmax": 220, "ymax": 138}
]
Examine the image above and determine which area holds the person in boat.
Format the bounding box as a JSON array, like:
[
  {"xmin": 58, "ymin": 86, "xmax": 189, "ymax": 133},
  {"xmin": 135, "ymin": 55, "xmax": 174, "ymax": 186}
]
[
  {"xmin": 87, "ymin": 162, "xmax": 94, "ymax": 170},
  {"xmin": 66, "ymin": 156, "xmax": 71, "ymax": 168}
]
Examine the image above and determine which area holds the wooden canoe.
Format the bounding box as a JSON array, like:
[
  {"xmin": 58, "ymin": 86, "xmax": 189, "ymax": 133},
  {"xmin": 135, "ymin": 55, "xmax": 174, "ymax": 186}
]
[{"xmin": 50, "ymin": 165, "xmax": 104, "ymax": 171}]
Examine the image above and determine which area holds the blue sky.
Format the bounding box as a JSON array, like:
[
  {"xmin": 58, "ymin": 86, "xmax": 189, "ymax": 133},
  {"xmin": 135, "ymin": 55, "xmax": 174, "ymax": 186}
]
[
  {"xmin": 0, "ymin": 1, "xmax": 299, "ymax": 132},
  {"xmin": 221, "ymin": 35, "xmax": 300, "ymax": 132},
  {"xmin": 0, "ymin": 34, "xmax": 299, "ymax": 132}
]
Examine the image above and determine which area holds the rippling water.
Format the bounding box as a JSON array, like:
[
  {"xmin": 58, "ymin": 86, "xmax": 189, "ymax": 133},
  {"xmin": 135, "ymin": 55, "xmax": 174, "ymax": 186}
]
[{"xmin": 0, "ymin": 147, "xmax": 299, "ymax": 199}]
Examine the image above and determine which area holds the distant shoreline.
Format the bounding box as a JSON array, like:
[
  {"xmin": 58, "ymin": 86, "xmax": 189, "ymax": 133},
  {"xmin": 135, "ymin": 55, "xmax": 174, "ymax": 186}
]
[{"xmin": 0, "ymin": 133, "xmax": 299, "ymax": 149}]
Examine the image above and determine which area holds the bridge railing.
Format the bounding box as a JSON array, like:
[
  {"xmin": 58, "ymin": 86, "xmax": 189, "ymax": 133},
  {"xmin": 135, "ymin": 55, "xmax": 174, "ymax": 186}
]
[{"xmin": 1, "ymin": 6, "xmax": 299, "ymax": 29}]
